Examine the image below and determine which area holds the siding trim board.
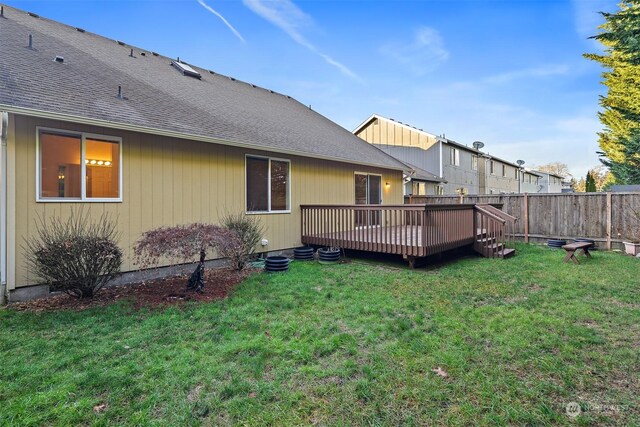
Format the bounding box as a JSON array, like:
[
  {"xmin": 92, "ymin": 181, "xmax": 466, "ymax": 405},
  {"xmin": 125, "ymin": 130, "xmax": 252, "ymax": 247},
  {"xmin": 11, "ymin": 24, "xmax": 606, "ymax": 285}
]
[{"xmin": 0, "ymin": 112, "xmax": 7, "ymax": 293}]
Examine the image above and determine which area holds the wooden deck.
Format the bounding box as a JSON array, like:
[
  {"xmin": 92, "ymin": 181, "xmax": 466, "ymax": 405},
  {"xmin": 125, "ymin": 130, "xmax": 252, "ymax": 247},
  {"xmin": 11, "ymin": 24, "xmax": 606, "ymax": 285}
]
[
  {"xmin": 301, "ymin": 204, "xmax": 477, "ymax": 258},
  {"xmin": 302, "ymin": 224, "xmax": 475, "ymax": 257}
]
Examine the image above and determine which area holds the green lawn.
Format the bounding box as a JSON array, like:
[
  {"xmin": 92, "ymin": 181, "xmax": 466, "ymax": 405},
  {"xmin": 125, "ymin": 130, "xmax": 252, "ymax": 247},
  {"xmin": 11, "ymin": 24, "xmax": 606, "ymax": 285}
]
[{"xmin": 1, "ymin": 244, "xmax": 638, "ymax": 426}]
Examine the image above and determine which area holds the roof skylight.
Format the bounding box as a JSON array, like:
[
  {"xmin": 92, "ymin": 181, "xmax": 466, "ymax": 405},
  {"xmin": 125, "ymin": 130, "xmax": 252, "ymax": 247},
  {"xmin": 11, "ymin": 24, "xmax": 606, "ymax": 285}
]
[{"xmin": 171, "ymin": 61, "xmax": 201, "ymax": 79}]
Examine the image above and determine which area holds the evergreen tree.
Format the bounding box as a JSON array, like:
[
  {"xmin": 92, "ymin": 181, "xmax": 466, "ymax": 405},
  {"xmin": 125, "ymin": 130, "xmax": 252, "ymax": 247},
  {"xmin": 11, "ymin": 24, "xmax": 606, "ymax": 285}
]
[
  {"xmin": 585, "ymin": 1, "xmax": 640, "ymax": 184},
  {"xmin": 586, "ymin": 171, "xmax": 597, "ymax": 192}
]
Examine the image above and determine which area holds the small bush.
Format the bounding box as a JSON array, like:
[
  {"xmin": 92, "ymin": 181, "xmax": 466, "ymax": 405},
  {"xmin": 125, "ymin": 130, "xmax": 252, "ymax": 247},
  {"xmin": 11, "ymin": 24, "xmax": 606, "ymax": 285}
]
[
  {"xmin": 219, "ymin": 212, "xmax": 264, "ymax": 270},
  {"xmin": 133, "ymin": 223, "xmax": 225, "ymax": 269},
  {"xmin": 25, "ymin": 211, "xmax": 122, "ymax": 299},
  {"xmin": 133, "ymin": 223, "xmax": 231, "ymax": 292}
]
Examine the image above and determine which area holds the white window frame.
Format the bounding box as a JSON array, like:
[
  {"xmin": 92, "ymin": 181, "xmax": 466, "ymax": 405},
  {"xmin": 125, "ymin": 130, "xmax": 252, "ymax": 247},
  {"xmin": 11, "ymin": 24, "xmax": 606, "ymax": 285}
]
[
  {"xmin": 245, "ymin": 154, "xmax": 291, "ymax": 214},
  {"xmin": 435, "ymin": 185, "xmax": 444, "ymax": 195},
  {"xmin": 354, "ymin": 171, "xmax": 383, "ymax": 204},
  {"xmin": 450, "ymin": 147, "xmax": 460, "ymax": 166},
  {"xmin": 36, "ymin": 127, "xmax": 123, "ymax": 202},
  {"xmin": 490, "ymin": 160, "xmax": 496, "ymax": 175}
]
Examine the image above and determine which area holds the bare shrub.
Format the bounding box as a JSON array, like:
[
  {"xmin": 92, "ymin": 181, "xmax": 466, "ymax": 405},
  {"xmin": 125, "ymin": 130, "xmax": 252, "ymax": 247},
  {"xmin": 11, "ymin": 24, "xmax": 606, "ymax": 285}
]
[
  {"xmin": 25, "ymin": 211, "xmax": 122, "ymax": 299},
  {"xmin": 219, "ymin": 212, "xmax": 264, "ymax": 270},
  {"xmin": 133, "ymin": 223, "xmax": 230, "ymax": 292}
]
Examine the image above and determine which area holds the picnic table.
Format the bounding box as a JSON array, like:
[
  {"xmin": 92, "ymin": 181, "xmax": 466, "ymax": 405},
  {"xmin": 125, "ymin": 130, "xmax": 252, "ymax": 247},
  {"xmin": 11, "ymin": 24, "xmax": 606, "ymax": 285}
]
[{"xmin": 562, "ymin": 242, "xmax": 593, "ymax": 264}]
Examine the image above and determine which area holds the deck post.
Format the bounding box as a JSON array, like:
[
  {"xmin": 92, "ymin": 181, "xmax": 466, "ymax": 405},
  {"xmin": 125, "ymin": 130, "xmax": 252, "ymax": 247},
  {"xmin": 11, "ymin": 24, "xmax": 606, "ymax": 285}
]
[
  {"xmin": 523, "ymin": 193, "xmax": 529, "ymax": 243},
  {"xmin": 606, "ymin": 192, "xmax": 612, "ymax": 250}
]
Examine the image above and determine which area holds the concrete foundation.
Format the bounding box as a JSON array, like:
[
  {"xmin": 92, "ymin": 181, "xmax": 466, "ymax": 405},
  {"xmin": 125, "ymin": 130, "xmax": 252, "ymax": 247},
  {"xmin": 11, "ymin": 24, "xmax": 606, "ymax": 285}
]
[{"xmin": 9, "ymin": 283, "xmax": 50, "ymax": 302}]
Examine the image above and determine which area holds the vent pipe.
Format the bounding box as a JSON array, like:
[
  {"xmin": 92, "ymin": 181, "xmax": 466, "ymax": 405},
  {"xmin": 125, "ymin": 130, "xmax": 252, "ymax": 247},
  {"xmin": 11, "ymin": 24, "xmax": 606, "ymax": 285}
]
[
  {"xmin": 28, "ymin": 34, "xmax": 33, "ymax": 49},
  {"xmin": 117, "ymin": 86, "xmax": 123, "ymax": 99},
  {"xmin": 0, "ymin": 6, "xmax": 4, "ymax": 18},
  {"xmin": 129, "ymin": 48, "xmax": 134, "ymax": 57}
]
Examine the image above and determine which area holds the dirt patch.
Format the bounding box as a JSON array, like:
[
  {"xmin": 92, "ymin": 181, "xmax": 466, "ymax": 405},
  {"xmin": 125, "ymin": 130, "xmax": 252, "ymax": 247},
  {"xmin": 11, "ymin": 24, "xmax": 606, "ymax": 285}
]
[{"xmin": 10, "ymin": 268, "xmax": 257, "ymax": 312}]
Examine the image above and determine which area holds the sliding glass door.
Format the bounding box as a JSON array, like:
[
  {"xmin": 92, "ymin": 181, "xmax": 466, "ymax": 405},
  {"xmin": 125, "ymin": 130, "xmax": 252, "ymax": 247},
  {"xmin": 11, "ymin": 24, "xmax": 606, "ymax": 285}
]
[{"xmin": 355, "ymin": 173, "xmax": 382, "ymax": 227}]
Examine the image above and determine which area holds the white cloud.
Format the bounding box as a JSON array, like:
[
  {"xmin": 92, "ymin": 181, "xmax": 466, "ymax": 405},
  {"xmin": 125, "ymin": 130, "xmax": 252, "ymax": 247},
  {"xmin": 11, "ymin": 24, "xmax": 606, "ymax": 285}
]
[
  {"xmin": 572, "ymin": 0, "xmax": 613, "ymax": 38},
  {"xmin": 242, "ymin": 0, "xmax": 361, "ymax": 81},
  {"xmin": 197, "ymin": 0, "xmax": 245, "ymax": 43},
  {"xmin": 484, "ymin": 64, "xmax": 570, "ymax": 84},
  {"xmin": 380, "ymin": 26, "xmax": 449, "ymax": 75},
  {"xmin": 571, "ymin": 0, "xmax": 618, "ymax": 50}
]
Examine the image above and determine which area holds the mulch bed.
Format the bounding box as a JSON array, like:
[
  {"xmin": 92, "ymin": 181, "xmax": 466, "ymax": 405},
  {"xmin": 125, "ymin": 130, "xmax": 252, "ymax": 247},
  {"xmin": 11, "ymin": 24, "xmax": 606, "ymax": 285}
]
[{"xmin": 9, "ymin": 268, "xmax": 257, "ymax": 312}]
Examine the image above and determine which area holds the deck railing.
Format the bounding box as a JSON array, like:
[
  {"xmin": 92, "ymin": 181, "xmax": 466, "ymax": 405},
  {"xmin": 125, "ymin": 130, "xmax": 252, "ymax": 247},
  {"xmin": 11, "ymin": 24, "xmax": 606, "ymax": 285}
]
[
  {"xmin": 300, "ymin": 204, "xmax": 476, "ymax": 258},
  {"xmin": 473, "ymin": 204, "xmax": 516, "ymax": 258}
]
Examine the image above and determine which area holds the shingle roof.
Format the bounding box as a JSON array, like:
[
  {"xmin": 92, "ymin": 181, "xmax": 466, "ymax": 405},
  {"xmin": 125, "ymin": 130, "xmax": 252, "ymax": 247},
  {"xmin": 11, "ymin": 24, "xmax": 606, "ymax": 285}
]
[
  {"xmin": 0, "ymin": 5, "xmax": 405, "ymax": 171},
  {"xmin": 403, "ymin": 162, "xmax": 445, "ymax": 183}
]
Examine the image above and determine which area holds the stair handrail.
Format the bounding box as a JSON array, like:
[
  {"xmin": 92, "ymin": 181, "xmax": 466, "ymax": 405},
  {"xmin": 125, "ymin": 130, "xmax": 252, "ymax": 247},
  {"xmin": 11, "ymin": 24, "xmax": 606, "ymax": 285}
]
[
  {"xmin": 475, "ymin": 204, "xmax": 517, "ymax": 223},
  {"xmin": 474, "ymin": 205, "xmax": 506, "ymax": 224},
  {"xmin": 474, "ymin": 204, "xmax": 516, "ymax": 253}
]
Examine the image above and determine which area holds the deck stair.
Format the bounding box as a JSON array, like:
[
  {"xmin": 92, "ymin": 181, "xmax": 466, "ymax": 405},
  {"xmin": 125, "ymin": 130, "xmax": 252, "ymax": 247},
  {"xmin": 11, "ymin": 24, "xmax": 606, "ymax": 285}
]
[{"xmin": 473, "ymin": 204, "xmax": 517, "ymax": 259}]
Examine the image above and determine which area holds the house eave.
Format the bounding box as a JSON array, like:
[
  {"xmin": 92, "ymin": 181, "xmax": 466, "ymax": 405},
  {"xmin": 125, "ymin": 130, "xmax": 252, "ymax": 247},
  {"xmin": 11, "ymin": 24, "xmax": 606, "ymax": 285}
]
[{"xmin": 1, "ymin": 105, "xmax": 405, "ymax": 172}]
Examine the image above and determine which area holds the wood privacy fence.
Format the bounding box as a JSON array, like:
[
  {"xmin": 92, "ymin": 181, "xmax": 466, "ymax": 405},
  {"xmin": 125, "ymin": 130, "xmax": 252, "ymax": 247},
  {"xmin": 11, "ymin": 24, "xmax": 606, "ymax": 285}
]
[{"xmin": 405, "ymin": 193, "xmax": 640, "ymax": 250}]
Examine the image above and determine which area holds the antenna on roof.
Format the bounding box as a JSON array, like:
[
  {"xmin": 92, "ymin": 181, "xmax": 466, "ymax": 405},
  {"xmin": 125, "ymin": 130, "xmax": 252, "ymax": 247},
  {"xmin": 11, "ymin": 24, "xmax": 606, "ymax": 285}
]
[
  {"xmin": 472, "ymin": 141, "xmax": 484, "ymax": 150},
  {"xmin": 516, "ymin": 160, "xmax": 525, "ymax": 166},
  {"xmin": 28, "ymin": 34, "xmax": 33, "ymax": 49}
]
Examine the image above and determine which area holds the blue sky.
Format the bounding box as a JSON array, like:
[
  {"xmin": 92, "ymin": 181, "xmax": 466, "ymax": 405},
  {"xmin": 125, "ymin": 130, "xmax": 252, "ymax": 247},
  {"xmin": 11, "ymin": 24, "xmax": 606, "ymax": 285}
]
[{"xmin": 9, "ymin": 0, "xmax": 618, "ymax": 177}]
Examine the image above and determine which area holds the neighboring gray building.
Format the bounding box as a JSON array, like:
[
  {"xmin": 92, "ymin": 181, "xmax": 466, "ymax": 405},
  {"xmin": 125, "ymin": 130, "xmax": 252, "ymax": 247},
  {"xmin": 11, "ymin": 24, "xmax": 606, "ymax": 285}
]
[
  {"xmin": 354, "ymin": 114, "xmax": 540, "ymax": 195},
  {"xmin": 610, "ymin": 185, "xmax": 640, "ymax": 192},
  {"xmin": 531, "ymin": 170, "xmax": 565, "ymax": 193}
]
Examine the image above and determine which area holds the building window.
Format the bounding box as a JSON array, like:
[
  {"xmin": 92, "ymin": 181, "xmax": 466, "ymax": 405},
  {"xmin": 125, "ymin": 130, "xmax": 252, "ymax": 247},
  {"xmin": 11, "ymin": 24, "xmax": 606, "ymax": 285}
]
[
  {"xmin": 502, "ymin": 164, "xmax": 506, "ymax": 177},
  {"xmin": 412, "ymin": 181, "xmax": 426, "ymax": 196},
  {"xmin": 456, "ymin": 187, "xmax": 468, "ymax": 196},
  {"xmin": 435, "ymin": 185, "xmax": 444, "ymax": 195},
  {"xmin": 38, "ymin": 129, "xmax": 121, "ymax": 201},
  {"xmin": 246, "ymin": 155, "xmax": 290, "ymax": 213},
  {"xmin": 490, "ymin": 160, "xmax": 495, "ymax": 175},
  {"xmin": 515, "ymin": 169, "xmax": 520, "ymax": 180},
  {"xmin": 450, "ymin": 147, "xmax": 460, "ymax": 166},
  {"xmin": 471, "ymin": 155, "xmax": 478, "ymax": 171}
]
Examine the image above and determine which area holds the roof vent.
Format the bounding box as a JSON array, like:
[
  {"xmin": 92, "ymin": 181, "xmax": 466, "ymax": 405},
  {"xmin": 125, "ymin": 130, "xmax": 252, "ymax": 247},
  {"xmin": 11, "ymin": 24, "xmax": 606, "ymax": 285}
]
[
  {"xmin": 129, "ymin": 48, "xmax": 135, "ymax": 58},
  {"xmin": 116, "ymin": 85, "xmax": 127, "ymax": 100},
  {"xmin": 27, "ymin": 34, "xmax": 34, "ymax": 50},
  {"xmin": 27, "ymin": 11, "xmax": 39, "ymax": 18},
  {"xmin": 1, "ymin": 6, "xmax": 5, "ymax": 18},
  {"xmin": 209, "ymin": 70, "xmax": 215, "ymax": 74},
  {"xmin": 117, "ymin": 40, "xmax": 125, "ymax": 46},
  {"xmin": 76, "ymin": 27, "xmax": 85, "ymax": 33},
  {"xmin": 171, "ymin": 61, "xmax": 201, "ymax": 79},
  {"xmin": 152, "ymin": 52, "xmax": 159, "ymax": 56},
  {"xmin": 53, "ymin": 56, "xmax": 64, "ymax": 64},
  {"xmin": 140, "ymin": 52, "xmax": 146, "ymax": 56}
]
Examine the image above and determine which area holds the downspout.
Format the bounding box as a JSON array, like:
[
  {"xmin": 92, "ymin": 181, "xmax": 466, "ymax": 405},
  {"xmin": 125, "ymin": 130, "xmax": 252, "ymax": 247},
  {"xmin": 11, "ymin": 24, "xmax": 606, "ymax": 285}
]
[
  {"xmin": 438, "ymin": 139, "xmax": 443, "ymax": 178},
  {"xmin": 0, "ymin": 112, "xmax": 7, "ymax": 304}
]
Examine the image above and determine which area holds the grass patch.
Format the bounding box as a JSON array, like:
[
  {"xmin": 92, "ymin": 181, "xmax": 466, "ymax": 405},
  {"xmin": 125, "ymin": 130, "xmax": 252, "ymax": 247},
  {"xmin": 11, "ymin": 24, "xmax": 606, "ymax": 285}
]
[{"xmin": 1, "ymin": 244, "xmax": 638, "ymax": 425}]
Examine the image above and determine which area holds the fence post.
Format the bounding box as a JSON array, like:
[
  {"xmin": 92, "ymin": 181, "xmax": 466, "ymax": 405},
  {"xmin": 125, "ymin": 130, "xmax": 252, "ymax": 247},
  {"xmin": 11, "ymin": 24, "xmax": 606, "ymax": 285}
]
[
  {"xmin": 606, "ymin": 192, "xmax": 612, "ymax": 250},
  {"xmin": 524, "ymin": 193, "xmax": 529, "ymax": 243}
]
